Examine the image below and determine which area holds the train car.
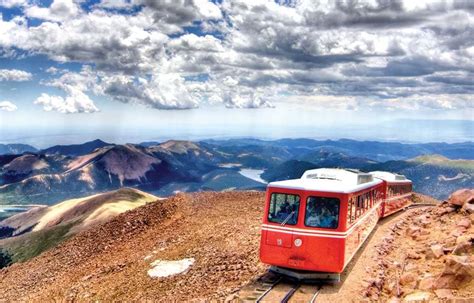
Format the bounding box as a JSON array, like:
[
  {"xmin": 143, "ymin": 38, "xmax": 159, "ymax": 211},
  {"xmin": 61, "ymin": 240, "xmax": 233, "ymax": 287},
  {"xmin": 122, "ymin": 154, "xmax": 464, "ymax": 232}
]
[
  {"xmin": 259, "ymin": 168, "xmax": 385, "ymax": 281},
  {"xmin": 370, "ymin": 171, "xmax": 413, "ymax": 217}
]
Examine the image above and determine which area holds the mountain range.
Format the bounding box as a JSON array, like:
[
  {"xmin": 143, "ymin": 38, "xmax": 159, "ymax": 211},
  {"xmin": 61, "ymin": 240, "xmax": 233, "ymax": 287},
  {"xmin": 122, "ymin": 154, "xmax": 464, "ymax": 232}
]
[{"xmin": 0, "ymin": 138, "xmax": 473, "ymax": 205}]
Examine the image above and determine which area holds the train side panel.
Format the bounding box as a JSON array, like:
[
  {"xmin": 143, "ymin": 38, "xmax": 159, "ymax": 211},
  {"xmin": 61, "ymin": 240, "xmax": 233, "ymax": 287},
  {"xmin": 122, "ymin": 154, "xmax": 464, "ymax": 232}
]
[
  {"xmin": 381, "ymin": 181, "xmax": 413, "ymax": 217},
  {"xmin": 343, "ymin": 184, "xmax": 384, "ymax": 268}
]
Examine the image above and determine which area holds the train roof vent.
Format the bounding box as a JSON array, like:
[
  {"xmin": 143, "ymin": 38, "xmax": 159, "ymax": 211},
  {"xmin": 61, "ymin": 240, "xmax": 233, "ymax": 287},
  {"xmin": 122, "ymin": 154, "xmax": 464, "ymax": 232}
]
[
  {"xmin": 370, "ymin": 171, "xmax": 409, "ymax": 182},
  {"xmin": 301, "ymin": 168, "xmax": 374, "ymax": 185}
]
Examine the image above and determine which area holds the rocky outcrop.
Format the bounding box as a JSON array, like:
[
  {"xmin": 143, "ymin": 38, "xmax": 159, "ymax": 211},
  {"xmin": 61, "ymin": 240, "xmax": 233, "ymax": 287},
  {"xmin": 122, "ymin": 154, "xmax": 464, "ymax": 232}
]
[
  {"xmin": 366, "ymin": 189, "xmax": 474, "ymax": 302},
  {"xmin": 447, "ymin": 189, "xmax": 474, "ymax": 208},
  {"xmin": 433, "ymin": 255, "xmax": 474, "ymax": 289}
]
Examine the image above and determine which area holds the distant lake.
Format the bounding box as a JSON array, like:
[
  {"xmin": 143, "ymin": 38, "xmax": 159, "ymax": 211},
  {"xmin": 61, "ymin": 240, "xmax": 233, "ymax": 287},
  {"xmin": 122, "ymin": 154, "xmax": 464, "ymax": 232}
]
[
  {"xmin": 239, "ymin": 168, "xmax": 267, "ymax": 184},
  {"xmin": 0, "ymin": 205, "xmax": 40, "ymax": 221}
]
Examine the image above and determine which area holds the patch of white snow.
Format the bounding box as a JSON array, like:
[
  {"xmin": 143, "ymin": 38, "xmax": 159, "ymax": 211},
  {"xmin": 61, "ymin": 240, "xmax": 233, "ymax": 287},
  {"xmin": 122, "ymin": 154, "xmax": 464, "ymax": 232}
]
[{"xmin": 147, "ymin": 258, "xmax": 195, "ymax": 278}]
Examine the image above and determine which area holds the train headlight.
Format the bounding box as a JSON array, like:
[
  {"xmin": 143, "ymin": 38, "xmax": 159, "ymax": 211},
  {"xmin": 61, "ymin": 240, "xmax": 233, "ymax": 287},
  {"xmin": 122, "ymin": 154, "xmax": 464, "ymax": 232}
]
[{"xmin": 294, "ymin": 239, "xmax": 302, "ymax": 247}]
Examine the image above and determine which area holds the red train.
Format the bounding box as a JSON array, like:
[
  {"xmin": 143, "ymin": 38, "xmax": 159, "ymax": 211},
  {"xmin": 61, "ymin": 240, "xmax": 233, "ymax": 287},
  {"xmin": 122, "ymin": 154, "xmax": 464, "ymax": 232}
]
[{"xmin": 259, "ymin": 168, "xmax": 412, "ymax": 281}]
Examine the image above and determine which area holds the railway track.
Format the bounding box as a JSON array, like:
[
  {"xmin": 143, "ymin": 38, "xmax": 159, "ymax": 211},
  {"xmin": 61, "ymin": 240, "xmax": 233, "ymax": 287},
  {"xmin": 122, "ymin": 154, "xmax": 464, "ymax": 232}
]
[{"xmin": 255, "ymin": 279, "xmax": 323, "ymax": 303}]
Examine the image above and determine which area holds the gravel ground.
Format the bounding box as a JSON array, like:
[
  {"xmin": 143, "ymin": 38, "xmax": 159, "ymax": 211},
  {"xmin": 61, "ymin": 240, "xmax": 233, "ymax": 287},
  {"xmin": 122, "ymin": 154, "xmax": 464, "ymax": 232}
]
[{"xmin": 0, "ymin": 191, "xmax": 267, "ymax": 302}]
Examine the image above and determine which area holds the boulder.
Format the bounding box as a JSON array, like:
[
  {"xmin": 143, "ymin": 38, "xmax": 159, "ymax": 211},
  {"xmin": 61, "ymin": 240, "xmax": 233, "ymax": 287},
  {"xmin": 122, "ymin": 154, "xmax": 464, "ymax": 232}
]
[
  {"xmin": 452, "ymin": 234, "xmax": 474, "ymax": 255},
  {"xmin": 463, "ymin": 199, "xmax": 474, "ymax": 214},
  {"xmin": 403, "ymin": 291, "xmax": 432, "ymax": 302},
  {"xmin": 430, "ymin": 244, "xmax": 444, "ymax": 259},
  {"xmin": 434, "ymin": 289, "xmax": 453, "ymax": 299},
  {"xmin": 457, "ymin": 218, "xmax": 472, "ymax": 229},
  {"xmin": 447, "ymin": 189, "xmax": 474, "ymax": 207},
  {"xmin": 418, "ymin": 275, "xmax": 435, "ymax": 290},
  {"xmin": 400, "ymin": 272, "xmax": 417, "ymax": 286},
  {"xmin": 433, "ymin": 255, "xmax": 474, "ymax": 289}
]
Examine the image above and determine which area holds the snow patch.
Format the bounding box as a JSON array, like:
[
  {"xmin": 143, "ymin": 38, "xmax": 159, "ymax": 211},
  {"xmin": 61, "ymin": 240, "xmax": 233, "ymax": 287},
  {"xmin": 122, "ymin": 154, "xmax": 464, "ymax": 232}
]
[
  {"xmin": 147, "ymin": 258, "xmax": 195, "ymax": 278},
  {"xmin": 438, "ymin": 173, "xmax": 470, "ymax": 181}
]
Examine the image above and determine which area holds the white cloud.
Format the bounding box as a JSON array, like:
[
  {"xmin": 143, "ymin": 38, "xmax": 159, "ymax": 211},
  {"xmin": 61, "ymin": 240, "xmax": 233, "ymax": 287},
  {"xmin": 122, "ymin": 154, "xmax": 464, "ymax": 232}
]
[
  {"xmin": 25, "ymin": 0, "xmax": 80, "ymax": 22},
  {"xmin": 0, "ymin": 101, "xmax": 18, "ymax": 112},
  {"xmin": 224, "ymin": 93, "xmax": 273, "ymax": 109},
  {"xmin": 34, "ymin": 86, "xmax": 99, "ymax": 114},
  {"xmin": 95, "ymin": 0, "xmax": 134, "ymax": 10},
  {"xmin": 0, "ymin": 0, "xmax": 26, "ymax": 8},
  {"xmin": 101, "ymin": 73, "xmax": 200, "ymax": 109},
  {"xmin": 0, "ymin": 0, "xmax": 472, "ymax": 112},
  {"xmin": 0, "ymin": 69, "xmax": 32, "ymax": 81}
]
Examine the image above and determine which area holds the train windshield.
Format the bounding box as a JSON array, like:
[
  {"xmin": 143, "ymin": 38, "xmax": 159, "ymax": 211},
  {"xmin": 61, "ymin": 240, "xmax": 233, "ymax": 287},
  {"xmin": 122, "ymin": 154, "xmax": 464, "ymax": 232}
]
[
  {"xmin": 267, "ymin": 193, "xmax": 300, "ymax": 225},
  {"xmin": 305, "ymin": 197, "xmax": 340, "ymax": 229}
]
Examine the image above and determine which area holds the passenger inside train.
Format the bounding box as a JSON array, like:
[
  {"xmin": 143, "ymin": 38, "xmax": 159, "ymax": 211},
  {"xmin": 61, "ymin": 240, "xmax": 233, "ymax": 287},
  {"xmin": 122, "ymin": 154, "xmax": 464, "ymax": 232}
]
[
  {"xmin": 268, "ymin": 193, "xmax": 300, "ymax": 225},
  {"xmin": 305, "ymin": 197, "xmax": 339, "ymax": 229}
]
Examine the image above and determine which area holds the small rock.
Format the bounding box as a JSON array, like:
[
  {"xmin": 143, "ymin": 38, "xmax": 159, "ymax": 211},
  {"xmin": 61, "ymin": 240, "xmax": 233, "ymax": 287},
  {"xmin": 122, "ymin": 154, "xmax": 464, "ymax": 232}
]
[
  {"xmin": 463, "ymin": 200, "xmax": 474, "ymax": 214},
  {"xmin": 444, "ymin": 237, "xmax": 457, "ymax": 247},
  {"xmin": 434, "ymin": 289, "xmax": 453, "ymax": 299},
  {"xmin": 403, "ymin": 291, "xmax": 432, "ymax": 302},
  {"xmin": 407, "ymin": 226, "xmax": 421, "ymax": 238},
  {"xmin": 418, "ymin": 275, "xmax": 435, "ymax": 290},
  {"xmin": 452, "ymin": 234, "xmax": 474, "ymax": 255},
  {"xmin": 407, "ymin": 252, "xmax": 422, "ymax": 260},
  {"xmin": 457, "ymin": 218, "xmax": 472, "ymax": 229},
  {"xmin": 400, "ymin": 272, "xmax": 417, "ymax": 286},
  {"xmin": 429, "ymin": 244, "xmax": 444, "ymax": 259},
  {"xmin": 446, "ymin": 206, "xmax": 457, "ymax": 213}
]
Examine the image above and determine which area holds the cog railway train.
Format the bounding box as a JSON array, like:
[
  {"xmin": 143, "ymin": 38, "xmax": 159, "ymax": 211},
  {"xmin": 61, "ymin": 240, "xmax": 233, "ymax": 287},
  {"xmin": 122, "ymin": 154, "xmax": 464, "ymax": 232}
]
[{"xmin": 259, "ymin": 168, "xmax": 412, "ymax": 281}]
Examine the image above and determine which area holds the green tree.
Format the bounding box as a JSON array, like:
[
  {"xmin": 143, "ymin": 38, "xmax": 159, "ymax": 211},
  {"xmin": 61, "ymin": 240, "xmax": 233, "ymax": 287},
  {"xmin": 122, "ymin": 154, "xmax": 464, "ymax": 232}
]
[{"xmin": 0, "ymin": 249, "xmax": 12, "ymax": 268}]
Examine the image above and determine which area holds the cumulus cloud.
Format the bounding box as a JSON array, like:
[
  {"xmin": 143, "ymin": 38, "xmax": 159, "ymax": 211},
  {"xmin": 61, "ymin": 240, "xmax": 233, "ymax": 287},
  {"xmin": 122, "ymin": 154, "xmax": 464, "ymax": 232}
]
[
  {"xmin": 101, "ymin": 73, "xmax": 200, "ymax": 109},
  {"xmin": 34, "ymin": 86, "xmax": 99, "ymax": 114},
  {"xmin": 0, "ymin": 0, "xmax": 26, "ymax": 8},
  {"xmin": 0, "ymin": 69, "xmax": 32, "ymax": 81},
  {"xmin": 94, "ymin": 0, "xmax": 135, "ymax": 10},
  {"xmin": 0, "ymin": 101, "xmax": 18, "ymax": 112},
  {"xmin": 25, "ymin": 0, "xmax": 80, "ymax": 22}
]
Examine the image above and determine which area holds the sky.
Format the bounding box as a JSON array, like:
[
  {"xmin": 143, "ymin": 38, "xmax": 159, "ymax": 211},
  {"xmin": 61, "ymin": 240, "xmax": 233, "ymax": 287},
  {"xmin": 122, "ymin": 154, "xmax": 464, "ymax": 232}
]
[{"xmin": 0, "ymin": 0, "xmax": 473, "ymax": 147}]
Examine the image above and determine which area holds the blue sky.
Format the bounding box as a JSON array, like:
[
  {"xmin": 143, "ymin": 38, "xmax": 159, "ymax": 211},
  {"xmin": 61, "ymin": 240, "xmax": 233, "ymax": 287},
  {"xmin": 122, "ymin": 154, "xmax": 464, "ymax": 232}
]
[{"xmin": 0, "ymin": 0, "xmax": 473, "ymax": 146}]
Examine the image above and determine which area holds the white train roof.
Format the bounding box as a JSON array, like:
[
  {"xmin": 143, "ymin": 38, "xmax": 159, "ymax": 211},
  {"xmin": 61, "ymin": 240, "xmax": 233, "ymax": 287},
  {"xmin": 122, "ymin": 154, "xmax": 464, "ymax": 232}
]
[
  {"xmin": 268, "ymin": 168, "xmax": 383, "ymax": 194},
  {"xmin": 370, "ymin": 171, "xmax": 411, "ymax": 183}
]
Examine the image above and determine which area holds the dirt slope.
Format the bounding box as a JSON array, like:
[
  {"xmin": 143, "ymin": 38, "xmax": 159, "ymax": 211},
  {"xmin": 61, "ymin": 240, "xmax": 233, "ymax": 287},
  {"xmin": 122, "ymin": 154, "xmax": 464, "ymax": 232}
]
[
  {"xmin": 0, "ymin": 192, "xmax": 266, "ymax": 302},
  {"xmin": 0, "ymin": 188, "xmax": 160, "ymax": 264},
  {"xmin": 1, "ymin": 188, "xmax": 158, "ymax": 235}
]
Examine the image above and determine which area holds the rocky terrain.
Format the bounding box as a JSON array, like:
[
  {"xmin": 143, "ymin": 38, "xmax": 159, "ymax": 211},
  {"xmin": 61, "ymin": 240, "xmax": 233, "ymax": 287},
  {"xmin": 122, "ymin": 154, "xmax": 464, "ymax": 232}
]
[
  {"xmin": 361, "ymin": 189, "xmax": 474, "ymax": 302},
  {"xmin": 0, "ymin": 189, "xmax": 472, "ymax": 302}
]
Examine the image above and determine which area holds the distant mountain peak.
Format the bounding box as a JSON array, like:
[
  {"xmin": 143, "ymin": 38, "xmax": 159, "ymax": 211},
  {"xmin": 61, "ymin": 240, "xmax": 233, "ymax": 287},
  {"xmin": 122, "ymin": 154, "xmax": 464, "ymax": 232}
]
[
  {"xmin": 411, "ymin": 154, "xmax": 450, "ymax": 163},
  {"xmin": 158, "ymin": 140, "xmax": 201, "ymax": 154},
  {"xmin": 42, "ymin": 139, "xmax": 113, "ymax": 156}
]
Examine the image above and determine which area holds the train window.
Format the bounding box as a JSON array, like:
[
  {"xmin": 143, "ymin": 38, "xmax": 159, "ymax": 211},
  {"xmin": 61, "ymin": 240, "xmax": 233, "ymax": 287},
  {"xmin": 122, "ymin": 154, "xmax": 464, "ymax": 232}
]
[
  {"xmin": 348, "ymin": 197, "xmax": 357, "ymax": 225},
  {"xmin": 305, "ymin": 197, "xmax": 340, "ymax": 229},
  {"xmin": 267, "ymin": 193, "xmax": 300, "ymax": 225}
]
